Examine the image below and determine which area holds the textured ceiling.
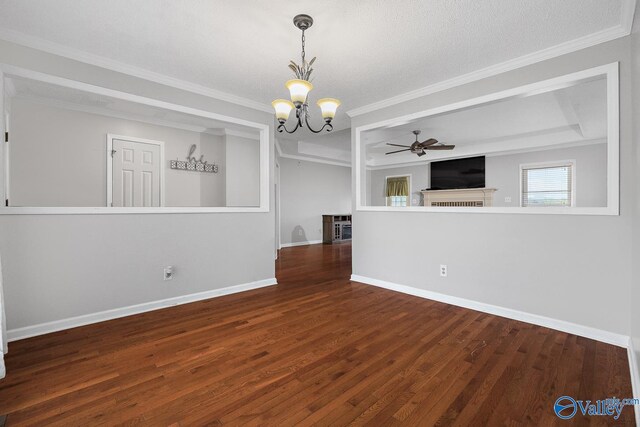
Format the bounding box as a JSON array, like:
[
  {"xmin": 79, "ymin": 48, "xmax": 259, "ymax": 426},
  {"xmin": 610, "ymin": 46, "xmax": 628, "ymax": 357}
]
[{"xmin": 0, "ymin": 0, "xmax": 630, "ymax": 131}]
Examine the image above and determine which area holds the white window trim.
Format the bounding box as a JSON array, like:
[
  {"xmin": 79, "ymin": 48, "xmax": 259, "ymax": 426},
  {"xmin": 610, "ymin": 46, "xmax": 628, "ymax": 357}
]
[
  {"xmin": 0, "ymin": 64, "xmax": 271, "ymax": 214},
  {"xmin": 354, "ymin": 62, "xmax": 619, "ymax": 216},
  {"xmin": 519, "ymin": 160, "xmax": 576, "ymax": 208},
  {"xmin": 385, "ymin": 174, "xmax": 412, "ymax": 207}
]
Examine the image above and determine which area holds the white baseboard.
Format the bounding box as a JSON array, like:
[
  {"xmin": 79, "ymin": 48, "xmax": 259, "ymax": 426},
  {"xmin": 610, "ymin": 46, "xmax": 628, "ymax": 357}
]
[
  {"xmin": 7, "ymin": 278, "xmax": 278, "ymax": 342},
  {"xmin": 350, "ymin": 274, "xmax": 629, "ymax": 348},
  {"xmin": 628, "ymin": 338, "xmax": 640, "ymax": 424},
  {"xmin": 279, "ymin": 240, "xmax": 323, "ymax": 249}
]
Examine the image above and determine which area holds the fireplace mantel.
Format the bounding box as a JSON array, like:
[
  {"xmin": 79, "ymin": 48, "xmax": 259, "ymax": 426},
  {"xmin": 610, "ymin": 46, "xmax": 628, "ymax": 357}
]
[{"xmin": 421, "ymin": 188, "xmax": 497, "ymax": 207}]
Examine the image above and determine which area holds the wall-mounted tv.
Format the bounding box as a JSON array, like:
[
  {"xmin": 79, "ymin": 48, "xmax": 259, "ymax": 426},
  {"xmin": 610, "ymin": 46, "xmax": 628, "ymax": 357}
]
[{"xmin": 429, "ymin": 156, "xmax": 485, "ymax": 190}]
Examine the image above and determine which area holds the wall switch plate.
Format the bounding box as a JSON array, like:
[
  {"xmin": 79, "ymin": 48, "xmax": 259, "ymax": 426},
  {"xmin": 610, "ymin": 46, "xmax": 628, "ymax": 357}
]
[
  {"xmin": 164, "ymin": 266, "xmax": 174, "ymax": 281},
  {"xmin": 504, "ymin": 196, "xmax": 512, "ymax": 203},
  {"xmin": 440, "ymin": 265, "xmax": 448, "ymax": 277}
]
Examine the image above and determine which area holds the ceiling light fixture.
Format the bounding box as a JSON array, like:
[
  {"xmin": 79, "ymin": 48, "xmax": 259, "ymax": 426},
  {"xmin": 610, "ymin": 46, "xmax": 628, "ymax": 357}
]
[{"xmin": 272, "ymin": 14, "xmax": 340, "ymax": 134}]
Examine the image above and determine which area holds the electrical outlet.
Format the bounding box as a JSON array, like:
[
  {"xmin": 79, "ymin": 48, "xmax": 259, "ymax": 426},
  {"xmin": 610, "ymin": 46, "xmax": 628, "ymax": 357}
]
[
  {"xmin": 164, "ymin": 266, "xmax": 174, "ymax": 281},
  {"xmin": 440, "ymin": 265, "xmax": 448, "ymax": 277},
  {"xmin": 504, "ymin": 196, "xmax": 512, "ymax": 203}
]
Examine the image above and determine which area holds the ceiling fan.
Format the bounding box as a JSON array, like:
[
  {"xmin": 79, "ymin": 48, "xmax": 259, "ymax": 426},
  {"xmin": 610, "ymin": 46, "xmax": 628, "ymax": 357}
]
[{"xmin": 385, "ymin": 130, "xmax": 455, "ymax": 157}]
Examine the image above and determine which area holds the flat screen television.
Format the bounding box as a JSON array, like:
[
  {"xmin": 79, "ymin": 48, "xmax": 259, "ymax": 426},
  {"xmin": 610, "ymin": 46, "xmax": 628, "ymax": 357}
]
[{"xmin": 429, "ymin": 156, "xmax": 485, "ymax": 190}]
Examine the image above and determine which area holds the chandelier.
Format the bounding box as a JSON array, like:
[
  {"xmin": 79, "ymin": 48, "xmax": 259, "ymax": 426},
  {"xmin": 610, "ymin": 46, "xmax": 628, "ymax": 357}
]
[{"xmin": 271, "ymin": 14, "xmax": 341, "ymax": 134}]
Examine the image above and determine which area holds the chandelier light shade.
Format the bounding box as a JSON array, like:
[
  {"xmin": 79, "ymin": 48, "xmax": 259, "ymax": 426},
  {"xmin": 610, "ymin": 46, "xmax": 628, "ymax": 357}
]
[
  {"xmin": 272, "ymin": 99, "xmax": 295, "ymax": 121},
  {"xmin": 317, "ymin": 98, "xmax": 341, "ymax": 121},
  {"xmin": 285, "ymin": 79, "xmax": 314, "ymax": 107},
  {"xmin": 272, "ymin": 14, "xmax": 340, "ymax": 134}
]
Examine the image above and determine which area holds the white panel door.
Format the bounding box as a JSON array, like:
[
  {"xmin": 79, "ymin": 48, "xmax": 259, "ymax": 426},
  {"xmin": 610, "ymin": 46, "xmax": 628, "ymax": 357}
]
[{"xmin": 111, "ymin": 139, "xmax": 161, "ymax": 207}]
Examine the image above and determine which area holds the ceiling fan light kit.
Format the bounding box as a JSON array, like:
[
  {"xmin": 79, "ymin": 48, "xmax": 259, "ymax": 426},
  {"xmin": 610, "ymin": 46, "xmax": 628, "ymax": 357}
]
[{"xmin": 272, "ymin": 14, "xmax": 341, "ymax": 134}]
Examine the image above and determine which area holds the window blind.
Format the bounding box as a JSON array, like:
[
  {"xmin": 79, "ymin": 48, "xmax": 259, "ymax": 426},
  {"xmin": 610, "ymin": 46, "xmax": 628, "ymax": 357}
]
[{"xmin": 521, "ymin": 164, "xmax": 573, "ymax": 207}]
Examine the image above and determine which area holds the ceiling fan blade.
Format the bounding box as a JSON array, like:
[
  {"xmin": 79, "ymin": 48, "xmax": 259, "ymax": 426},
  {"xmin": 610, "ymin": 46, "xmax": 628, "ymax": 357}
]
[
  {"xmin": 386, "ymin": 143, "xmax": 411, "ymax": 148},
  {"xmin": 416, "ymin": 150, "xmax": 427, "ymax": 157},
  {"xmin": 425, "ymin": 145, "xmax": 455, "ymax": 150},
  {"xmin": 385, "ymin": 148, "xmax": 412, "ymax": 155},
  {"xmin": 419, "ymin": 138, "xmax": 439, "ymax": 147}
]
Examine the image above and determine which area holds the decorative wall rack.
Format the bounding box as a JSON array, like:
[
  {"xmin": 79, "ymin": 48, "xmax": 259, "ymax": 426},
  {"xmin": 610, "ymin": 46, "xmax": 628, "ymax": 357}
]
[{"xmin": 170, "ymin": 144, "xmax": 218, "ymax": 173}]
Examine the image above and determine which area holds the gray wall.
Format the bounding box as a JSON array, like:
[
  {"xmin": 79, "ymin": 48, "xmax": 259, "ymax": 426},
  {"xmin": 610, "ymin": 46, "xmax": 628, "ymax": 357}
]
[
  {"xmin": 351, "ymin": 36, "xmax": 634, "ymax": 336},
  {"xmin": 368, "ymin": 143, "xmax": 607, "ymax": 208},
  {"xmin": 631, "ymin": 16, "xmax": 640, "ymax": 380},
  {"xmin": 369, "ymin": 164, "xmax": 429, "ymax": 207},
  {"xmin": 279, "ymin": 157, "xmax": 351, "ymax": 245},
  {"xmin": 199, "ymin": 133, "xmax": 226, "ymax": 207},
  {"xmin": 0, "ymin": 40, "xmax": 275, "ymax": 330},
  {"xmin": 487, "ymin": 144, "xmax": 607, "ymax": 207},
  {"xmin": 225, "ymin": 135, "xmax": 260, "ymax": 207},
  {"xmin": 9, "ymin": 98, "xmax": 227, "ymax": 207}
]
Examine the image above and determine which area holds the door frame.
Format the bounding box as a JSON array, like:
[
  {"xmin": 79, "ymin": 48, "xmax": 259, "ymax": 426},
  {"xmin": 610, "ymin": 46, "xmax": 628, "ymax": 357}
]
[{"xmin": 107, "ymin": 134, "xmax": 165, "ymax": 207}]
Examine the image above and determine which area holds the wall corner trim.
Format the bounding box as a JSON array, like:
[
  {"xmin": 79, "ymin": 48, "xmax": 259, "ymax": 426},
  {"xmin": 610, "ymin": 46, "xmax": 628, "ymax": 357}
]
[
  {"xmin": 7, "ymin": 278, "xmax": 278, "ymax": 342},
  {"xmin": 628, "ymin": 339, "xmax": 640, "ymax": 424},
  {"xmin": 350, "ymin": 274, "xmax": 630, "ymax": 348}
]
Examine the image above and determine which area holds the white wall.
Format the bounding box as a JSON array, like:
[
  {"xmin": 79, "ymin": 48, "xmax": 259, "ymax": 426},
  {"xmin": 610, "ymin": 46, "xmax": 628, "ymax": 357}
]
[
  {"xmin": 225, "ymin": 134, "xmax": 260, "ymax": 207},
  {"xmin": 0, "ymin": 40, "xmax": 275, "ymax": 331},
  {"xmin": 351, "ymin": 36, "xmax": 634, "ymax": 337},
  {"xmin": 368, "ymin": 143, "xmax": 607, "ymax": 208},
  {"xmin": 9, "ymin": 98, "xmax": 227, "ymax": 207},
  {"xmin": 279, "ymin": 157, "xmax": 351, "ymax": 245}
]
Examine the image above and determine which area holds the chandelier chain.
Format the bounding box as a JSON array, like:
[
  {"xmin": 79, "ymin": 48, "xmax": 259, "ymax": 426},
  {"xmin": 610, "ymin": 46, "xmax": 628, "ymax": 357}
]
[{"xmin": 301, "ymin": 30, "xmax": 306, "ymax": 64}]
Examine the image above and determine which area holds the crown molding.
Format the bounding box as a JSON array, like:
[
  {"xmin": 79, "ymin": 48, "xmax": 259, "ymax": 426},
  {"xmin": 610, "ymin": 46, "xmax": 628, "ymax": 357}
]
[
  {"xmin": 347, "ymin": 2, "xmax": 636, "ymax": 118},
  {"xmin": 279, "ymin": 153, "xmax": 351, "ymax": 168},
  {"xmin": 275, "ymin": 137, "xmax": 351, "ymax": 167},
  {"xmin": 0, "ymin": 28, "xmax": 273, "ymax": 114}
]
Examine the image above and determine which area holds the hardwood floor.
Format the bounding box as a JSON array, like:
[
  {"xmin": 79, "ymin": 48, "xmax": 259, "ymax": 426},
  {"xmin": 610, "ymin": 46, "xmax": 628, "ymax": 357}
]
[{"xmin": 0, "ymin": 242, "xmax": 634, "ymax": 425}]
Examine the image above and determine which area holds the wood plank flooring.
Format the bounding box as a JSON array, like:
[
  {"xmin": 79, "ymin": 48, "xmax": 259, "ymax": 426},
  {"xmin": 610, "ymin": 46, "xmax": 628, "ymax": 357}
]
[{"xmin": 0, "ymin": 242, "xmax": 634, "ymax": 425}]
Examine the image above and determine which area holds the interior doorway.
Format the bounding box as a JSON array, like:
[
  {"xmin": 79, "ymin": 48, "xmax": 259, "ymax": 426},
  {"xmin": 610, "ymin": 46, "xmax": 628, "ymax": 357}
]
[{"xmin": 107, "ymin": 134, "xmax": 165, "ymax": 207}]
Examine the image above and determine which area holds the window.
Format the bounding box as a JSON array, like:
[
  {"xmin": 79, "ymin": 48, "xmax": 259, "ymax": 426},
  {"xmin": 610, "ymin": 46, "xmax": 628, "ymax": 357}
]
[
  {"xmin": 388, "ymin": 196, "xmax": 408, "ymax": 207},
  {"xmin": 386, "ymin": 175, "xmax": 410, "ymax": 207},
  {"xmin": 521, "ymin": 161, "xmax": 574, "ymax": 207}
]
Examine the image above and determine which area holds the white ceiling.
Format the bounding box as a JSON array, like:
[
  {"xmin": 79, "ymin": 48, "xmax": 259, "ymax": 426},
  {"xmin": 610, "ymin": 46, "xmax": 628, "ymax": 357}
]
[
  {"xmin": 0, "ymin": 0, "xmax": 633, "ymax": 134},
  {"xmin": 363, "ymin": 77, "xmax": 607, "ymax": 167}
]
